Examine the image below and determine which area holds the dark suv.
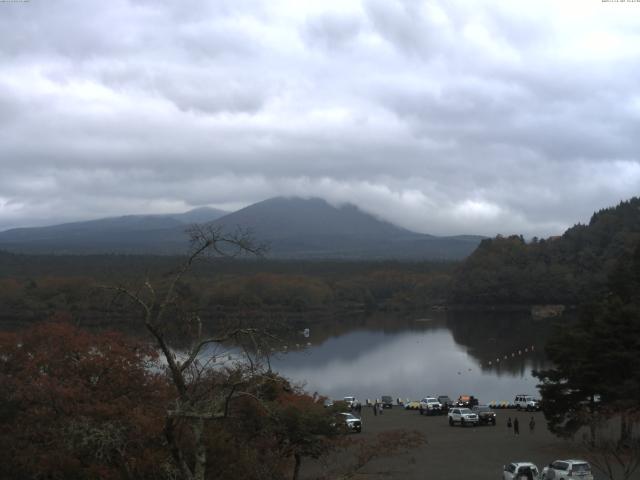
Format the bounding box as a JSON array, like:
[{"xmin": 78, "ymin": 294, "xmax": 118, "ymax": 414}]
[
  {"xmin": 437, "ymin": 395, "xmax": 453, "ymax": 412},
  {"xmin": 381, "ymin": 395, "xmax": 394, "ymax": 408},
  {"xmin": 471, "ymin": 405, "xmax": 496, "ymax": 425}
]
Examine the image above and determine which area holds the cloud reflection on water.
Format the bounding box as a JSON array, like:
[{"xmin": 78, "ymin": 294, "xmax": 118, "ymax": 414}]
[{"xmin": 271, "ymin": 326, "xmax": 543, "ymax": 403}]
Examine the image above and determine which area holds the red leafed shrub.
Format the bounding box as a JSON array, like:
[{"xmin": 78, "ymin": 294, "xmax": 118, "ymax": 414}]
[{"xmin": 0, "ymin": 322, "xmax": 170, "ymax": 480}]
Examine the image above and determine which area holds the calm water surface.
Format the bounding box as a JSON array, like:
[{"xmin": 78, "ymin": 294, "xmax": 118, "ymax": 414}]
[{"xmin": 268, "ymin": 311, "xmax": 553, "ymax": 404}]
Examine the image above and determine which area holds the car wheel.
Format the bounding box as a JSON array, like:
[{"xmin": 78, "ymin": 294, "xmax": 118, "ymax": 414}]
[
  {"xmin": 461, "ymin": 418, "xmax": 465, "ymax": 427},
  {"xmin": 517, "ymin": 405, "xmax": 521, "ymax": 411},
  {"xmin": 419, "ymin": 409, "xmax": 423, "ymax": 415},
  {"xmin": 449, "ymin": 417, "xmax": 453, "ymax": 426}
]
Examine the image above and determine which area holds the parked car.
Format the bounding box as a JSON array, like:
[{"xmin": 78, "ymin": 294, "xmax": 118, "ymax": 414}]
[
  {"xmin": 447, "ymin": 407, "xmax": 479, "ymax": 426},
  {"xmin": 471, "ymin": 405, "xmax": 496, "ymax": 425},
  {"xmin": 380, "ymin": 395, "xmax": 394, "ymax": 408},
  {"xmin": 334, "ymin": 412, "xmax": 362, "ymax": 433},
  {"xmin": 503, "ymin": 462, "xmax": 539, "ymax": 480},
  {"xmin": 456, "ymin": 395, "xmax": 479, "ymax": 408},
  {"xmin": 541, "ymin": 460, "xmax": 593, "ymax": 480},
  {"xmin": 514, "ymin": 394, "xmax": 540, "ymax": 411},
  {"xmin": 419, "ymin": 397, "xmax": 442, "ymax": 415},
  {"xmin": 404, "ymin": 400, "xmax": 421, "ymax": 410},
  {"xmin": 343, "ymin": 396, "xmax": 356, "ymax": 408},
  {"xmin": 437, "ymin": 395, "xmax": 453, "ymax": 412}
]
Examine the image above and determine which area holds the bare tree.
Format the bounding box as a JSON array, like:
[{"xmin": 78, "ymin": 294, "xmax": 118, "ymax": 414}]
[
  {"xmin": 109, "ymin": 225, "xmax": 270, "ymax": 480},
  {"xmin": 581, "ymin": 409, "xmax": 640, "ymax": 480}
]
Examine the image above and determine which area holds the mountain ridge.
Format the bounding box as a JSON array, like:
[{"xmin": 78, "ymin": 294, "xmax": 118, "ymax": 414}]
[{"xmin": 0, "ymin": 197, "xmax": 483, "ymax": 259}]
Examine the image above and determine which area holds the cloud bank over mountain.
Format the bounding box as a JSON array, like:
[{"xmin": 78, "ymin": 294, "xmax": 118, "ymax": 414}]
[{"xmin": 1, "ymin": 0, "xmax": 639, "ymax": 236}]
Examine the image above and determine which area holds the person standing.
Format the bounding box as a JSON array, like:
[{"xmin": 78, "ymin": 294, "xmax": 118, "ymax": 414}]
[
  {"xmin": 373, "ymin": 401, "xmax": 378, "ymax": 416},
  {"xmin": 529, "ymin": 416, "xmax": 535, "ymax": 433},
  {"xmin": 513, "ymin": 417, "xmax": 520, "ymax": 435},
  {"xmin": 507, "ymin": 417, "xmax": 512, "ymax": 430}
]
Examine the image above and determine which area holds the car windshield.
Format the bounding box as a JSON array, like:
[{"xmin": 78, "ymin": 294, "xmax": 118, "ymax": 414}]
[
  {"xmin": 474, "ymin": 406, "xmax": 491, "ymax": 412},
  {"xmin": 459, "ymin": 408, "xmax": 472, "ymax": 414},
  {"xmin": 426, "ymin": 398, "xmax": 437, "ymax": 402},
  {"xmin": 341, "ymin": 413, "xmax": 357, "ymax": 420},
  {"xmin": 518, "ymin": 466, "xmax": 538, "ymax": 474},
  {"xmin": 439, "ymin": 397, "xmax": 451, "ymax": 402},
  {"xmin": 381, "ymin": 396, "xmax": 392, "ymax": 402},
  {"xmin": 572, "ymin": 464, "xmax": 590, "ymax": 473}
]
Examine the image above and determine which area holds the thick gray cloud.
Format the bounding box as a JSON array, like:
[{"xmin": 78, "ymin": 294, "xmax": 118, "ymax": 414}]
[{"xmin": 1, "ymin": 0, "xmax": 639, "ymax": 236}]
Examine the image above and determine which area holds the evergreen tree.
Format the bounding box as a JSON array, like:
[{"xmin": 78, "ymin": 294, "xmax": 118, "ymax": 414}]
[{"xmin": 534, "ymin": 244, "xmax": 640, "ymax": 438}]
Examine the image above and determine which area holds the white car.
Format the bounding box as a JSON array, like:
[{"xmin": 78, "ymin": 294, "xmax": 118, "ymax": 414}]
[
  {"xmin": 541, "ymin": 460, "xmax": 593, "ymax": 480},
  {"xmin": 343, "ymin": 396, "xmax": 356, "ymax": 407},
  {"xmin": 336, "ymin": 412, "xmax": 362, "ymax": 433},
  {"xmin": 503, "ymin": 462, "xmax": 539, "ymax": 480},
  {"xmin": 447, "ymin": 407, "xmax": 479, "ymax": 426},
  {"xmin": 514, "ymin": 394, "xmax": 540, "ymax": 411},
  {"xmin": 419, "ymin": 397, "xmax": 442, "ymax": 415}
]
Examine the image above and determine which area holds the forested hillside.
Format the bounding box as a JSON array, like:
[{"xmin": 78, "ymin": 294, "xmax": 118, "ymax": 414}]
[
  {"xmin": 0, "ymin": 253, "xmax": 454, "ymax": 330},
  {"xmin": 451, "ymin": 197, "xmax": 640, "ymax": 305}
]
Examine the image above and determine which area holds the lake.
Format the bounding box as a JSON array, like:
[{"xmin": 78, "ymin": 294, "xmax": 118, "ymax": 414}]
[{"xmin": 266, "ymin": 310, "xmax": 554, "ymax": 404}]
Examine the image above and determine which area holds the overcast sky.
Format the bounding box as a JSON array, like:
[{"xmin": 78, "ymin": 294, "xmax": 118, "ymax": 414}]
[{"xmin": 1, "ymin": 0, "xmax": 639, "ymax": 236}]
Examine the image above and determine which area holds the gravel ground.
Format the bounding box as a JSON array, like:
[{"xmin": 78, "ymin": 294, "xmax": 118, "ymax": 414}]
[{"xmin": 303, "ymin": 407, "xmax": 602, "ymax": 480}]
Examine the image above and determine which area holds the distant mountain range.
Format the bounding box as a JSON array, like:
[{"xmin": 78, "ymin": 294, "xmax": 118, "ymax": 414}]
[{"xmin": 0, "ymin": 197, "xmax": 483, "ymax": 259}]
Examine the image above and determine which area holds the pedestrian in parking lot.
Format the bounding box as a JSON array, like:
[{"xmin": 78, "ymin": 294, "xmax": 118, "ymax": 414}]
[
  {"xmin": 373, "ymin": 401, "xmax": 378, "ymax": 416},
  {"xmin": 378, "ymin": 402, "xmax": 384, "ymax": 415},
  {"xmin": 507, "ymin": 417, "xmax": 512, "ymax": 430},
  {"xmin": 529, "ymin": 416, "xmax": 535, "ymax": 433},
  {"xmin": 513, "ymin": 417, "xmax": 520, "ymax": 435}
]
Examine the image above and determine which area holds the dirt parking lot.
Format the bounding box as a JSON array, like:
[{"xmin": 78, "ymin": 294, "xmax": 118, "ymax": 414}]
[{"xmin": 303, "ymin": 407, "xmax": 602, "ymax": 480}]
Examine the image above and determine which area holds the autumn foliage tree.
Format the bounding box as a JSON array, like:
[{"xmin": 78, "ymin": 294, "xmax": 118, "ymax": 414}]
[{"xmin": 0, "ymin": 321, "xmax": 170, "ymax": 480}]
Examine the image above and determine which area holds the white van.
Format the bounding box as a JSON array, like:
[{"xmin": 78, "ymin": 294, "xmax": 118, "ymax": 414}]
[{"xmin": 514, "ymin": 394, "xmax": 539, "ymax": 411}]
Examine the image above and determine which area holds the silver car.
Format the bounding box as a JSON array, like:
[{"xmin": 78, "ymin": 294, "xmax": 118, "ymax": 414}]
[
  {"xmin": 447, "ymin": 407, "xmax": 479, "ymax": 426},
  {"xmin": 541, "ymin": 460, "xmax": 593, "ymax": 480}
]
